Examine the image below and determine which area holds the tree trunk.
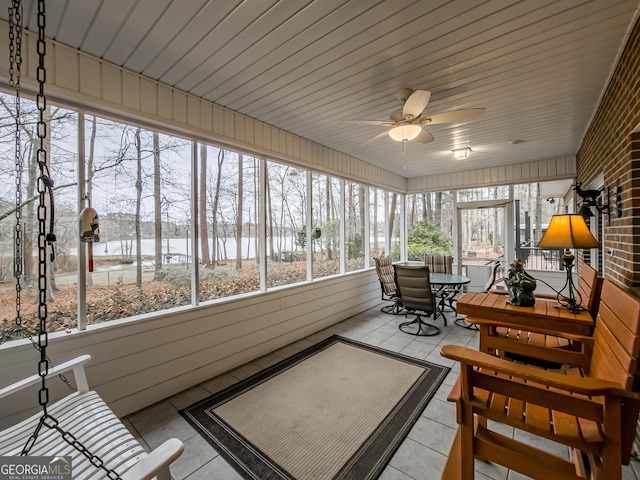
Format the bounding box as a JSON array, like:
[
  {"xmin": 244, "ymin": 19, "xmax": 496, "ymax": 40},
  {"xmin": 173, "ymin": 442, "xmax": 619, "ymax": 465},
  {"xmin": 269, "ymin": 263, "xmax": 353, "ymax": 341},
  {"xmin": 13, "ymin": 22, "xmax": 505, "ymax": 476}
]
[
  {"xmin": 358, "ymin": 186, "xmax": 365, "ymax": 262},
  {"xmin": 210, "ymin": 149, "xmax": 224, "ymax": 266},
  {"xmin": 24, "ymin": 142, "xmax": 36, "ymax": 286},
  {"xmin": 435, "ymin": 192, "xmax": 442, "ymax": 226},
  {"xmin": 236, "ymin": 154, "xmax": 243, "ymax": 270},
  {"xmin": 134, "ymin": 128, "xmax": 142, "ymax": 288},
  {"xmin": 199, "ymin": 143, "xmax": 210, "ymax": 267},
  {"xmin": 388, "ymin": 193, "xmax": 397, "ymax": 248},
  {"xmin": 153, "ymin": 132, "xmax": 163, "ymax": 280},
  {"xmin": 373, "ymin": 189, "xmax": 379, "ymax": 257}
]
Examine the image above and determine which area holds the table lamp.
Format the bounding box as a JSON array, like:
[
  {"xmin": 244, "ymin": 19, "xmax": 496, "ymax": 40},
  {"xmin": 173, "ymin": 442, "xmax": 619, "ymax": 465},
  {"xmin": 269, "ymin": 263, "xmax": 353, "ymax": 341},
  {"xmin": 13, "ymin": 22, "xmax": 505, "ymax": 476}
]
[{"xmin": 536, "ymin": 214, "xmax": 600, "ymax": 312}]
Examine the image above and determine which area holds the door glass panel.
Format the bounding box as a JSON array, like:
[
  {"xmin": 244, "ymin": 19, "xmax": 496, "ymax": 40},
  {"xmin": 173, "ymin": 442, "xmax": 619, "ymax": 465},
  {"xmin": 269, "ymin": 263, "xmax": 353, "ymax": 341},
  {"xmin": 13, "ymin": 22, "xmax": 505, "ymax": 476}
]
[{"xmin": 460, "ymin": 207, "xmax": 505, "ymax": 291}]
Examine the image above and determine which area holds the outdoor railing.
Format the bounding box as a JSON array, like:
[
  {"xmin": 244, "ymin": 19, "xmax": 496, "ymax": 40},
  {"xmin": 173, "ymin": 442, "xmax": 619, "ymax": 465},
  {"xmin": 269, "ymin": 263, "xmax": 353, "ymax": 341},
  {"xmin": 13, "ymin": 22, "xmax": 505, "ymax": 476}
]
[{"xmin": 518, "ymin": 246, "xmax": 565, "ymax": 271}]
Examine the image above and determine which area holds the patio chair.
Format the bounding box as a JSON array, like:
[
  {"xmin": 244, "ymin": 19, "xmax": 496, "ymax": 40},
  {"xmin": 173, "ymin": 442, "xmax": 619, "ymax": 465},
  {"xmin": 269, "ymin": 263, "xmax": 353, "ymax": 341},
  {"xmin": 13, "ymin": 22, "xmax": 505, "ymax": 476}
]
[
  {"xmin": 425, "ymin": 254, "xmax": 455, "ymax": 315},
  {"xmin": 441, "ymin": 279, "xmax": 640, "ymax": 479},
  {"xmin": 394, "ymin": 264, "xmax": 440, "ymax": 336},
  {"xmin": 374, "ymin": 256, "xmax": 399, "ymax": 314}
]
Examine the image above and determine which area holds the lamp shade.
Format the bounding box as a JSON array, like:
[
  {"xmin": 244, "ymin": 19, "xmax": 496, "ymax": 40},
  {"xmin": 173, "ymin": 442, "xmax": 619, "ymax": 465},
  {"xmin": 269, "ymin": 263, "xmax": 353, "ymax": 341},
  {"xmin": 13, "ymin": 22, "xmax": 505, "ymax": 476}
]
[
  {"xmin": 537, "ymin": 214, "xmax": 600, "ymax": 249},
  {"xmin": 388, "ymin": 125, "xmax": 422, "ymax": 142}
]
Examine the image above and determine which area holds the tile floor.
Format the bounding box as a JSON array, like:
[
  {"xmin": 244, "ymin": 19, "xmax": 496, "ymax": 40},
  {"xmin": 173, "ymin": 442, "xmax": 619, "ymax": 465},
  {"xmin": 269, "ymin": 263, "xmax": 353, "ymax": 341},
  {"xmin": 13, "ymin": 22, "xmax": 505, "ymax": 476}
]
[{"xmin": 123, "ymin": 305, "xmax": 640, "ymax": 480}]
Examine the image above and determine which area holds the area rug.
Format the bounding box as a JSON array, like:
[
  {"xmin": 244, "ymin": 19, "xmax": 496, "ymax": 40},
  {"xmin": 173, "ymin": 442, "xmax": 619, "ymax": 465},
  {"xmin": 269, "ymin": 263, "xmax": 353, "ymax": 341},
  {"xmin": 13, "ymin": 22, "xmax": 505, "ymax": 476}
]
[{"xmin": 181, "ymin": 335, "xmax": 449, "ymax": 480}]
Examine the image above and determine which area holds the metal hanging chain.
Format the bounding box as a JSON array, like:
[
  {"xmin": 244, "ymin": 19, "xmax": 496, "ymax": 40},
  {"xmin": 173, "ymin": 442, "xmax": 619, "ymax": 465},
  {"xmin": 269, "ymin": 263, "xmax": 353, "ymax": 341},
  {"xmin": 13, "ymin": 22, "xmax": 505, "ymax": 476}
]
[
  {"xmin": 2, "ymin": 0, "xmax": 34, "ymax": 346},
  {"xmin": 19, "ymin": 3, "xmax": 122, "ymax": 478}
]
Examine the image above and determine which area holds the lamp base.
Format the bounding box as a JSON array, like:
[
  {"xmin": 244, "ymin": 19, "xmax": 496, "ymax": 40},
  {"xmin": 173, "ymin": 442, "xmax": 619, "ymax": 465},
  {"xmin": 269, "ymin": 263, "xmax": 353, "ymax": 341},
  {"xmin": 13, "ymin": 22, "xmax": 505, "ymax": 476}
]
[
  {"xmin": 553, "ymin": 302, "xmax": 585, "ymax": 314},
  {"xmin": 555, "ymin": 250, "xmax": 585, "ymax": 313}
]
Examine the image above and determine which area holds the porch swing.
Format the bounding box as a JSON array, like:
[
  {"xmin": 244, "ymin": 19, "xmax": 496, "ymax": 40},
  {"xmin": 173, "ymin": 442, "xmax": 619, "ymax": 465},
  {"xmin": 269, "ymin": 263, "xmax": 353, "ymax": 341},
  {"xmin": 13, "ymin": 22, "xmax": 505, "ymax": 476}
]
[{"xmin": 0, "ymin": 2, "xmax": 183, "ymax": 478}]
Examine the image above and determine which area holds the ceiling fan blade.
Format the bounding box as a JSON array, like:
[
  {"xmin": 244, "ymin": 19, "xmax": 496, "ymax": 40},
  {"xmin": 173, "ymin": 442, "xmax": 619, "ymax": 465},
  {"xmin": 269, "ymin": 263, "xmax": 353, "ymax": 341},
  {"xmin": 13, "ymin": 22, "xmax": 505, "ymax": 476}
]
[
  {"xmin": 402, "ymin": 90, "xmax": 431, "ymax": 120},
  {"xmin": 421, "ymin": 108, "xmax": 485, "ymax": 125},
  {"xmin": 415, "ymin": 128, "xmax": 434, "ymax": 144},
  {"xmin": 342, "ymin": 119, "xmax": 392, "ymax": 126},
  {"xmin": 363, "ymin": 130, "xmax": 391, "ymax": 145}
]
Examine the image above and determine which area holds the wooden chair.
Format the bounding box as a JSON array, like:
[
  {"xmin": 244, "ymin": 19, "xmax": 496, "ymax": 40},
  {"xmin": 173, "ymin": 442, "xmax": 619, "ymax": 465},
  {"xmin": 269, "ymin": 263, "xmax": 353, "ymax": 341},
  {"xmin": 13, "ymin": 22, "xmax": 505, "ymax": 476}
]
[
  {"xmin": 441, "ymin": 279, "xmax": 640, "ymax": 479},
  {"xmin": 480, "ymin": 263, "xmax": 603, "ymax": 367},
  {"xmin": 374, "ymin": 256, "xmax": 400, "ymax": 314}
]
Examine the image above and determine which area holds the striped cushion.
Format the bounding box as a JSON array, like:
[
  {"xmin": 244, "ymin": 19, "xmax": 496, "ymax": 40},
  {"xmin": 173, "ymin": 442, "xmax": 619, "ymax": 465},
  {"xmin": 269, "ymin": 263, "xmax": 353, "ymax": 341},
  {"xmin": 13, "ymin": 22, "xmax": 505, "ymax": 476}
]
[
  {"xmin": 0, "ymin": 391, "xmax": 148, "ymax": 479},
  {"xmin": 374, "ymin": 257, "xmax": 396, "ymax": 295},
  {"xmin": 425, "ymin": 255, "xmax": 453, "ymax": 274}
]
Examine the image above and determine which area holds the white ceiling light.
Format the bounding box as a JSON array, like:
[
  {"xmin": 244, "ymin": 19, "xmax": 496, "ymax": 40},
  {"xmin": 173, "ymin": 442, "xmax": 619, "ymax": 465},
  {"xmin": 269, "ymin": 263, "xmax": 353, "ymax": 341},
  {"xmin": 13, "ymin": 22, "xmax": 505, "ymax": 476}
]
[
  {"xmin": 389, "ymin": 125, "xmax": 422, "ymax": 142},
  {"xmin": 452, "ymin": 147, "xmax": 472, "ymax": 160}
]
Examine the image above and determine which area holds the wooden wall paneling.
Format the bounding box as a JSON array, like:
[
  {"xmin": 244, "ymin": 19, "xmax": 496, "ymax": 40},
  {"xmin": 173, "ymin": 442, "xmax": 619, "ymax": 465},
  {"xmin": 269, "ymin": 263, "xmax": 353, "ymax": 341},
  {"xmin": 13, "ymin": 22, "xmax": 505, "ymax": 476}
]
[
  {"xmin": 140, "ymin": 77, "xmax": 157, "ymax": 115},
  {"xmin": 54, "ymin": 46, "xmax": 79, "ymax": 93},
  {"xmin": 80, "ymin": 54, "xmax": 102, "ymax": 100},
  {"xmin": 278, "ymin": 130, "xmax": 287, "ymax": 155},
  {"xmin": 212, "ymin": 104, "xmax": 224, "ymax": 136},
  {"xmin": 187, "ymin": 95, "xmax": 200, "ymax": 128},
  {"xmin": 506, "ymin": 164, "xmax": 514, "ymax": 181},
  {"xmin": 253, "ymin": 121, "xmax": 263, "ymax": 148},
  {"xmin": 0, "ymin": 23, "xmax": 9, "ymax": 79},
  {"xmin": 200, "ymin": 101, "xmax": 212, "ymax": 132},
  {"xmin": 513, "ymin": 162, "xmax": 522, "ymax": 181},
  {"xmin": 172, "ymin": 89, "xmax": 187, "ymax": 125},
  {"xmin": 244, "ymin": 117, "xmax": 255, "ymax": 145},
  {"xmin": 223, "ymin": 109, "xmax": 235, "ymax": 139},
  {"xmin": 122, "ymin": 71, "xmax": 140, "ymax": 111},
  {"xmin": 234, "ymin": 113, "xmax": 245, "ymax": 143},
  {"xmin": 101, "ymin": 63, "xmax": 122, "ymax": 105},
  {"xmin": 157, "ymin": 83, "xmax": 173, "ymax": 120}
]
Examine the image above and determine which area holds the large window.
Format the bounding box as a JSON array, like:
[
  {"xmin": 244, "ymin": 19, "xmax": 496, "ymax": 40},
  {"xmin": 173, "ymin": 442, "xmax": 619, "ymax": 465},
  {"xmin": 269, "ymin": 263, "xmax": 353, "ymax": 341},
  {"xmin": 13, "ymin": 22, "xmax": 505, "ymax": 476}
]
[
  {"xmin": 388, "ymin": 192, "xmax": 402, "ymax": 261},
  {"xmin": 369, "ymin": 188, "xmax": 386, "ymax": 265},
  {"xmin": 197, "ymin": 144, "xmax": 260, "ymax": 300},
  {"xmin": 0, "ymin": 93, "xmax": 77, "ymax": 336},
  {"xmin": 405, "ymin": 192, "xmax": 453, "ymax": 261},
  {"xmin": 0, "ymin": 89, "xmax": 403, "ymax": 341},
  {"xmin": 266, "ymin": 162, "xmax": 307, "ymax": 288},
  {"xmin": 84, "ymin": 115, "xmax": 192, "ymax": 322},
  {"xmin": 345, "ymin": 181, "xmax": 365, "ymax": 272},
  {"xmin": 311, "ymin": 173, "xmax": 340, "ymax": 279}
]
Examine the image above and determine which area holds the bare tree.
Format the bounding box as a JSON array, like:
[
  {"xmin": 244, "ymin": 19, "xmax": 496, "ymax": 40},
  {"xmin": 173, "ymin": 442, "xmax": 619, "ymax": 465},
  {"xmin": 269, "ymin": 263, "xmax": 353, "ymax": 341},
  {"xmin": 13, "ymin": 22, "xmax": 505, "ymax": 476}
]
[
  {"xmin": 208, "ymin": 149, "xmax": 225, "ymax": 266},
  {"xmin": 236, "ymin": 154, "xmax": 243, "ymax": 270},
  {"xmin": 199, "ymin": 143, "xmax": 210, "ymax": 267},
  {"xmin": 153, "ymin": 132, "xmax": 162, "ymax": 280},
  {"xmin": 134, "ymin": 128, "xmax": 143, "ymax": 288}
]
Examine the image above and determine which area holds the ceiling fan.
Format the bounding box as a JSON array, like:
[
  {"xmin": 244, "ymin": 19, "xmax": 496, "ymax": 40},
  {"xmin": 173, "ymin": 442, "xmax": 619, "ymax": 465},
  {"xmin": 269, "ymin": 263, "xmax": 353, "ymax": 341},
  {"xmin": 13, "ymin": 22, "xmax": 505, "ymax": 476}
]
[{"xmin": 345, "ymin": 88, "xmax": 485, "ymax": 145}]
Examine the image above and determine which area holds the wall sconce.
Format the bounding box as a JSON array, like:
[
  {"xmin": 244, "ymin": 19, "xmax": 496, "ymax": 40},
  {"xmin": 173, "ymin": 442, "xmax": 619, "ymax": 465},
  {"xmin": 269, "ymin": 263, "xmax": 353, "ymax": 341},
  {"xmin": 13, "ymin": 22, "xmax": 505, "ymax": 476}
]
[
  {"xmin": 574, "ymin": 183, "xmax": 622, "ymax": 224},
  {"xmin": 452, "ymin": 147, "xmax": 471, "ymax": 160}
]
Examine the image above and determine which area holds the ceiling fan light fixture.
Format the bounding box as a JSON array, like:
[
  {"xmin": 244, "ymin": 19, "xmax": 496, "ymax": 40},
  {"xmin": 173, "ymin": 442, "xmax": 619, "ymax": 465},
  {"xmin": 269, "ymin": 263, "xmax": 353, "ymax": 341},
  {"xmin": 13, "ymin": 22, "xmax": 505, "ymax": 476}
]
[
  {"xmin": 389, "ymin": 125, "xmax": 422, "ymax": 142},
  {"xmin": 453, "ymin": 147, "xmax": 472, "ymax": 160}
]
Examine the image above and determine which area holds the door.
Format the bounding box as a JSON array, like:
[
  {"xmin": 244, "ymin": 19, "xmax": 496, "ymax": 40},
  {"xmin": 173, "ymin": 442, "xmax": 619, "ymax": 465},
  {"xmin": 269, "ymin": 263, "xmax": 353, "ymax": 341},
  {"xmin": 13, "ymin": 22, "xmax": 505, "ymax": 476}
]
[{"xmin": 455, "ymin": 200, "xmax": 513, "ymax": 292}]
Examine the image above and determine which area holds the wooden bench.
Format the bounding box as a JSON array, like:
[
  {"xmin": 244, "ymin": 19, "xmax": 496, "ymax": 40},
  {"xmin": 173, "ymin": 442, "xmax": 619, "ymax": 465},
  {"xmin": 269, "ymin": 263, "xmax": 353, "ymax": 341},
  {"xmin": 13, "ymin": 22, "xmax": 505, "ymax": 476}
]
[
  {"xmin": 441, "ymin": 279, "xmax": 640, "ymax": 479},
  {"xmin": 0, "ymin": 355, "xmax": 184, "ymax": 480}
]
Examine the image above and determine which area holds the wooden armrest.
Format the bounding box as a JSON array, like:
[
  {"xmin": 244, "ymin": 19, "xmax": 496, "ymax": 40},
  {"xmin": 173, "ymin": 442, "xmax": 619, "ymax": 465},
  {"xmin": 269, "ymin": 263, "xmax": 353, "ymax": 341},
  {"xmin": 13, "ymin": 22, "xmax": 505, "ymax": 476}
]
[
  {"xmin": 441, "ymin": 345, "xmax": 639, "ymax": 399},
  {"xmin": 0, "ymin": 354, "xmax": 92, "ymax": 398},
  {"xmin": 469, "ymin": 317, "xmax": 593, "ymax": 340},
  {"xmin": 121, "ymin": 438, "xmax": 185, "ymax": 480}
]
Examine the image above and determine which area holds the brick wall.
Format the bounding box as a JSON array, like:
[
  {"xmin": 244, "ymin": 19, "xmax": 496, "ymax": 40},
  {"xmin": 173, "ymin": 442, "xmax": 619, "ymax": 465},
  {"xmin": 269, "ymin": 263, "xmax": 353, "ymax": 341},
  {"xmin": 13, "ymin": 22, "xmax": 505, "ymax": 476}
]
[{"xmin": 577, "ymin": 16, "xmax": 640, "ymax": 297}]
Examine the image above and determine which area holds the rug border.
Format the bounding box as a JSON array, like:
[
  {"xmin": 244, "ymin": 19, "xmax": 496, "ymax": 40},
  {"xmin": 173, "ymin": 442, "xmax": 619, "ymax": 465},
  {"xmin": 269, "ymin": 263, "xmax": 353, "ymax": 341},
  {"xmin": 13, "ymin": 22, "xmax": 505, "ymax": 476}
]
[{"xmin": 180, "ymin": 334, "xmax": 450, "ymax": 480}]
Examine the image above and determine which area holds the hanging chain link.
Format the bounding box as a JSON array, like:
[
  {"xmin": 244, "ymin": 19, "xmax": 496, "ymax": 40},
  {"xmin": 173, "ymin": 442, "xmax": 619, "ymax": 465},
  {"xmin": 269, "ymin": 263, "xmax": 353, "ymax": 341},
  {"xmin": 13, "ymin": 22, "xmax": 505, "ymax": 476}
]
[
  {"xmin": 19, "ymin": 3, "xmax": 122, "ymax": 477},
  {"xmin": 10, "ymin": 0, "xmax": 24, "ymax": 344}
]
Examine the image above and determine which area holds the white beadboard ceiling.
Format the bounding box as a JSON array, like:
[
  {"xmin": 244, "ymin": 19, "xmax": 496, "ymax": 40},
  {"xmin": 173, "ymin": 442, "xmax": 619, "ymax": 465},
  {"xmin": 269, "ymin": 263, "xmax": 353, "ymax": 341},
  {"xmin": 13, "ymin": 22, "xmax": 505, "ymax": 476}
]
[{"xmin": 2, "ymin": 0, "xmax": 639, "ymax": 179}]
